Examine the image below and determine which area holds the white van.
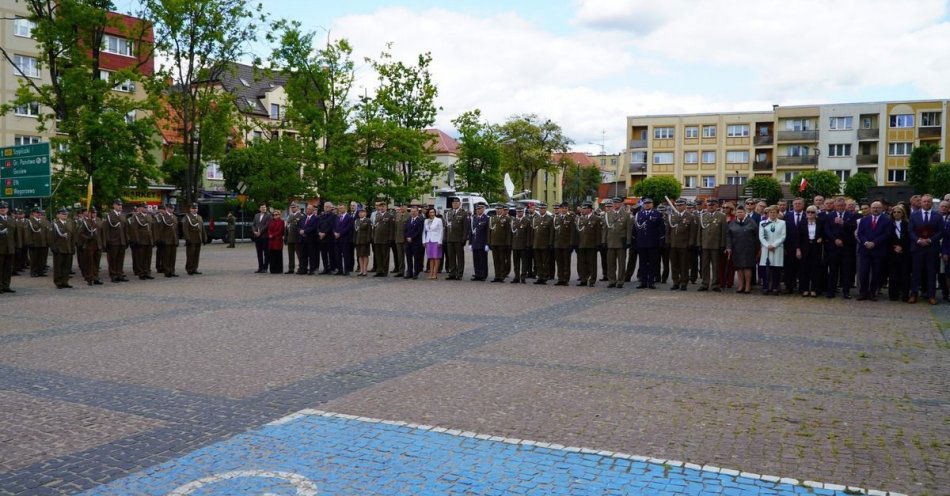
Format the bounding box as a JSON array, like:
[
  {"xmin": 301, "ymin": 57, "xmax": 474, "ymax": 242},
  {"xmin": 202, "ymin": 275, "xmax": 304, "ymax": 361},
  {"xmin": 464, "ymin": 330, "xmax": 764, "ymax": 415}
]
[{"xmin": 432, "ymin": 188, "xmax": 488, "ymax": 214}]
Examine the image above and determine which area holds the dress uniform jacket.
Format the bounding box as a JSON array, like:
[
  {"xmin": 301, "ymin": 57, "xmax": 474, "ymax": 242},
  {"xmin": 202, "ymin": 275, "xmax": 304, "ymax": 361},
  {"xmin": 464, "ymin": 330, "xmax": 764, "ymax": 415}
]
[
  {"xmin": 0, "ymin": 215, "xmax": 14, "ymax": 254},
  {"xmin": 553, "ymin": 213, "xmax": 576, "ymax": 249},
  {"xmin": 154, "ymin": 211, "xmax": 179, "ymax": 246},
  {"xmin": 531, "ymin": 214, "xmax": 554, "ymax": 249},
  {"xmin": 443, "ymin": 208, "xmax": 470, "ymax": 243},
  {"xmin": 604, "ymin": 210, "xmax": 631, "ymax": 249},
  {"xmin": 489, "ymin": 215, "xmax": 512, "ymax": 247},
  {"xmin": 27, "ymin": 216, "xmax": 50, "ymax": 247},
  {"xmin": 128, "ymin": 212, "xmax": 154, "ymax": 246},
  {"xmin": 511, "ymin": 216, "xmax": 531, "ymax": 250},
  {"xmin": 698, "ymin": 211, "xmax": 728, "ymax": 249},
  {"xmin": 103, "ymin": 209, "xmax": 128, "ymax": 246},
  {"xmin": 634, "ymin": 209, "xmax": 664, "ymax": 249},
  {"xmin": 285, "ymin": 210, "xmax": 304, "ymax": 244},
  {"xmin": 372, "ymin": 211, "xmax": 396, "ymax": 244},
  {"xmin": 77, "ymin": 217, "xmax": 105, "ymax": 251},
  {"xmin": 666, "ymin": 210, "xmax": 698, "ymax": 249},
  {"xmin": 576, "ymin": 213, "xmax": 602, "ymax": 249}
]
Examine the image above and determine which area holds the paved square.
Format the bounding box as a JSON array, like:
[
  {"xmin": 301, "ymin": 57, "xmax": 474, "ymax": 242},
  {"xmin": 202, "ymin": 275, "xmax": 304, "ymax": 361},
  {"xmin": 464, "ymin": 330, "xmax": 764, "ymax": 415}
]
[{"xmin": 0, "ymin": 243, "xmax": 946, "ymax": 495}]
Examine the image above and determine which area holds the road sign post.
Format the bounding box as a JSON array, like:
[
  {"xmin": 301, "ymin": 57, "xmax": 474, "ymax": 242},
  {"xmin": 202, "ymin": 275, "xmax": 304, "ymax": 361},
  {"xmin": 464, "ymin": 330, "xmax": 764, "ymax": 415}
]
[{"xmin": 0, "ymin": 143, "xmax": 51, "ymax": 199}]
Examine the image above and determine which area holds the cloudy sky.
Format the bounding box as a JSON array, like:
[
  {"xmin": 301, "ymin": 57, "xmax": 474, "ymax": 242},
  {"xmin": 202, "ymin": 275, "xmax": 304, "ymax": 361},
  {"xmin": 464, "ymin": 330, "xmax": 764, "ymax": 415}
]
[{"xmin": 121, "ymin": 0, "xmax": 950, "ymax": 154}]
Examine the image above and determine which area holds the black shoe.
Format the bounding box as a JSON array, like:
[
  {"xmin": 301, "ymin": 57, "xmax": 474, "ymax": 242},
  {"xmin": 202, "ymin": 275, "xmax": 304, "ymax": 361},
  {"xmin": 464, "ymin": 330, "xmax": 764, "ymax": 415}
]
[
  {"xmin": 88, "ymin": 280, "xmax": 94, "ymax": 286},
  {"xmin": 320, "ymin": 270, "xmax": 332, "ymax": 275},
  {"xmin": 139, "ymin": 276, "xmax": 148, "ymax": 280},
  {"xmin": 648, "ymin": 284, "xmax": 656, "ymax": 289},
  {"xmin": 670, "ymin": 285, "xmax": 679, "ymax": 291},
  {"xmin": 636, "ymin": 284, "xmax": 647, "ymax": 289},
  {"xmin": 825, "ymin": 292, "xmax": 834, "ymax": 299},
  {"xmin": 616, "ymin": 284, "xmax": 624, "ymax": 289},
  {"xmin": 93, "ymin": 280, "xmax": 103, "ymax": 285},
  {"xmin": 510, "ymin": 279, "xmax": 520, "ymax": 284},
  {"xmin": 576, "ymin": 282, "xmax": 587, "ymax": 286},
  {"xmin": 374, "ymin": 273, "xmax": 387, "ymax": 277},
  {"xmin": 308, "ymin": 271, "xmax": 316, "ymax": 275},
  {"xmin": 680, "ymin": 286, "xmax": 687, "ymax": 291},
  {"xmin": 534, "ymin": 280, "xmax": 547, "ymax": 285},
  {"xmin": 712, "ymin": 288, "xmax": 721, "ymax": 292},
  {"xmin": 285, "ymin": 270, "xmax": 295, "ymax": 274},
  {"xmin": 599, "ymin": 277, "xmax": 609, "ymax": 282},
  {"xmin": 857, "ymin": 294, "xmax": 868, "ymax": 301},
  {"xmin": 607, "ymin": 283, "xmax": 616, "ymax": 288},
  {"xmin": 697, "ymin": 287, "xmax": 708, "ymax": 292},
  {"xmin": 554, "ymin": 281, "xmax": 567, "ymax": 286},
  {"xmin": 842, "ymin": 293, "xmax": 852, "ymax": 300},
  {"xmin": 192, "ymin": 271, "xmax": 202, "ymax": 275},
  {"xmin": 165, "ymin": 274, "xmax": 174, "ymax": 278},
  {"xmin": 119, "ymin": 277, "xmax": 129, "ymax": 282},
  {"xmin": 64, "ymin": 284, "xmax": 73, "ymax": 288},
  {"xmin": 588, "ymin": 282, "xmax": 595, "ymax": 287}
]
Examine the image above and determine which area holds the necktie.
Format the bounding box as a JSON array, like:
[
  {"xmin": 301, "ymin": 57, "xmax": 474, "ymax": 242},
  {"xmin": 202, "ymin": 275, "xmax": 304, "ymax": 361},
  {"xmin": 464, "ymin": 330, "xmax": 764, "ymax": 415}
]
[
  {"xmin": 796, "ymin": 213, "xmax": 800, "ymax": 225},
  {"xmin": 871, "ymin": 216, "xmax": 877, "ymax": 230},
  {"xmin": 925, "ymin": 212, "xmax": 929, "ymax": 223}
]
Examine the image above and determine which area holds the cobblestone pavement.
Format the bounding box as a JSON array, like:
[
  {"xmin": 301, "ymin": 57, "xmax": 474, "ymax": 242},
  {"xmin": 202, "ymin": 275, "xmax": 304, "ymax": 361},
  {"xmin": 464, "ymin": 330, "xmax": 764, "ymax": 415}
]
[{"xmin": 0, "ymin": 243, "xmax": 946, "ymax": 495}]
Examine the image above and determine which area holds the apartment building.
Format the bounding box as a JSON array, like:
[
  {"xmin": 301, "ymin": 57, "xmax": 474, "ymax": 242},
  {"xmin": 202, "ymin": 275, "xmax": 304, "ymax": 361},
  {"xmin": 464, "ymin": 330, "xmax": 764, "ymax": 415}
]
[{"xmin": 625, "ymin": 99, "xmax": 949, "ymax": 197}]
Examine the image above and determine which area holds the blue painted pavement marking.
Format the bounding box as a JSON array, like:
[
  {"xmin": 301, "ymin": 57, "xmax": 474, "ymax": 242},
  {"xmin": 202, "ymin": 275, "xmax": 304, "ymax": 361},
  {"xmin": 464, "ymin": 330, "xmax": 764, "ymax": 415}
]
[{"xmin": 79, "ymin": 412, "xmax": 863, "ymax": 496}]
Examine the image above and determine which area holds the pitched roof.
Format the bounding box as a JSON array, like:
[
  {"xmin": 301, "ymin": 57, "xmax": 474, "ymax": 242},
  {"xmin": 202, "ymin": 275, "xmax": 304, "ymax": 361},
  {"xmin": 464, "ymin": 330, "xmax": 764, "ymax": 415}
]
[
  {"xmin": 552, "ymin": 152, "xmax": 595, "ymax": 166},
  {"xmin": 425, "ymin": 128, "xmax": 459, "ymax": 155},
  {"xmin": 217, "ymin": 62, "xmax": 288, "ymax": 117}
]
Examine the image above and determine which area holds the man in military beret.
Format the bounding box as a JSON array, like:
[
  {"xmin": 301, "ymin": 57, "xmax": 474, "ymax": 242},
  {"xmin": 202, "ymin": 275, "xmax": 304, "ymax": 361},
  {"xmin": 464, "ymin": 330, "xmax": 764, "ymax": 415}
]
[
  {"xmin": 153, "ymin": 204, "xmax": 179, "ymax": 277},
  {"xmin": 128, "ymin": 202, "xmax": 155, "ymax": 280},
  {"xmin": 49, "ymin": 208, "xmax": 75, "ymax": 288},
  {"xmin": 76, "ymin": 208, "xmax": 105, "ymax": 285},
  {"xmin": 103, "ymin": 200, "xmax": 129, "ymax": 282},
  {"xmin": 488, "ymin": 203, "xmax": 512, "ymax": 282},
  {"xmin": 510, "ymin": 206, "xmax": 531, "ymax": 283},
  {"xmin": 531, "ymin": 203, "xmax": 554, "ymax": 284},
  {"xmin": 469, "ymin": 202, "xmax": 490, "ymax": 281},
  {"xmin": 604, "ymin": 199, "xmax": 631, "ymax": 288},
  {"xmin": 667, "ymin": 198, "xmax": 698, "ymax": 290},
  {"xmin": 575, "ymin": 202, "xmax": 602, "ymax": 286},
  {"xmin": 443, "ymin": 197, "xmax": 470, "ymax": 280},
  {"xmin": 698, "ymin": 198, "xmax": 728, "ymax": 292},
  {"xmin": 553, "ymin": 202, "xmax": 576, "ymax": 286},
  {"xmin": 0, "ymin": 201, "xmax": 15, "ymax": 293},
  {"xmin": 182, "ymin": 203, "xmax": 206, "ymax": 275},
  {"xmin": 635, "ymin": 198, "xmax": 665, "ymax": 288}
]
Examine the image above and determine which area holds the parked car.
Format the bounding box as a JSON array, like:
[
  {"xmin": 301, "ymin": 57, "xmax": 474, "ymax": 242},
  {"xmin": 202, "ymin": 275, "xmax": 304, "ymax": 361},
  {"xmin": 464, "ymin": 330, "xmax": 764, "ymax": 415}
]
[{"xmin": 194, "ymin": 199, "xmax": 253, "ymax": 243}]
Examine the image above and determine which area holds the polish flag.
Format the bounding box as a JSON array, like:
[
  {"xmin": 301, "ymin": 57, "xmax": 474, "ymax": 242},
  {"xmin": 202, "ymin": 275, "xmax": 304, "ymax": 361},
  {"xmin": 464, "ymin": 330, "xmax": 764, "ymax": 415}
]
[{"xmin": 798, "ymin": 177, "xmax": 809, "ymax": 192}]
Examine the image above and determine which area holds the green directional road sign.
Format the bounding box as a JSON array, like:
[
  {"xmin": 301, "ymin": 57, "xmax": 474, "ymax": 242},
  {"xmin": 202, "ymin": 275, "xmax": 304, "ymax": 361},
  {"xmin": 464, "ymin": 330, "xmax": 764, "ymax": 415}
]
[{"xmin": 0, "ymin": 142, "xmax": 51, "ymax": 198}]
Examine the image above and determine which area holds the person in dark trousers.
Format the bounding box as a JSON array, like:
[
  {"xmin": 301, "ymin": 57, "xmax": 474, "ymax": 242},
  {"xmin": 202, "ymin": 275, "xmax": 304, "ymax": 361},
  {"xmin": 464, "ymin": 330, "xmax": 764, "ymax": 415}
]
[
  {"xmin": 469, "ymin": 203, "xmax": 490, "ymax": 281},
  {"xmin": 888, "ymin": 206, "xmax": 911, "ymax": 301},
  {"xmin": 403, "ymin": 206, "xmax": 424, "ymax": 278},
  {"xmin": 317, "ymin": 202, "xmax": 336, "ymax": 274},
  {"xmin": 783, "ymin": 198, "xmax": 806, "ymax": 294},
  {"xmin": 909, "ymin": 194, "xmax": 943, "ymax": 304},
  {"xmin": 299, "ymin": 204, "xmax": 320, "ymax": 275},
  {"xmin": 252, "ymin": 204, "xmax": 270, "ymax": 273},
  {"xmin": 855, "ymin": 201, "xmax": 892, "ymax": 301},
  {"xmin": 333, "ymin": 204, "xmax": 354, "ymax": 275},
  {"xmin": 824, "ymin": 197, "xmax": 858, "ymax": 299}
]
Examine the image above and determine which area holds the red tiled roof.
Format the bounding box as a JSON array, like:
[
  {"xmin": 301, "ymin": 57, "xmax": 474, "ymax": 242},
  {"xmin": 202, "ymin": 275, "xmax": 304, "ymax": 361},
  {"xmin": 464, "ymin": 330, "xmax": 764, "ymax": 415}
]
[
  {"xmin": 425, "ymin": 128, "xmax": 459, "ymax": 155},
  {"xmin": 552, "ymin": 152, "xmax": 595, "ymax": 166}
]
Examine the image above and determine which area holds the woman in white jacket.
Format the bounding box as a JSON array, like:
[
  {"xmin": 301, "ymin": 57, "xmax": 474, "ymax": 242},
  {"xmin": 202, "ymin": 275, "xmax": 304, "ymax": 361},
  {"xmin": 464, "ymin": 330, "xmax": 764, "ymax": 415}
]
[
  {"xmin": 759, "ymin": 205, "xmax": 786, "ymax": 295},
  {"xmin": 423, "ymin": 208, "xmax": 444, "ymax": 280}
]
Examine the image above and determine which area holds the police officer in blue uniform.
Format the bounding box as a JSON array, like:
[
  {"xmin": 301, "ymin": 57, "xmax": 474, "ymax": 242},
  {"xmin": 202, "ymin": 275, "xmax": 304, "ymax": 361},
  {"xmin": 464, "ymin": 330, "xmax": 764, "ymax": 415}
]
[{"xmin": 635, "ymin": 198, "xmax": 665, "ymax": 289}]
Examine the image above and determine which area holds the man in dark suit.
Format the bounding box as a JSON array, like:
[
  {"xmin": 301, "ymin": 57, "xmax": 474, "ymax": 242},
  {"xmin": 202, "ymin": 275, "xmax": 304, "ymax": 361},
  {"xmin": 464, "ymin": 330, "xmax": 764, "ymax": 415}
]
[
  {"xmin": 403, "ymin": 206, "xmax": 424, "ymax": 279},
  {"xmin": 299, "ymin": 204, "xmax": 320, "ymax": 274},
  {"xmin": 783, "ymin": 198, "xmax": 806, "ymax": 294},
  {"xmin": 316, "ymin": 202, "xmax": 336, "ymax": 274},
  {"xmin": 252, "ymin": 204, "xmax": 270, "ymax": 273},
  {"xmin": 332, "ymin": 204, "xmax": 353, "ymax": 275},
  {"xmin": 909, "ymin": 194, "xmax": 943, "ymax": 304},
  {"xmin": 824, "ymin": 197, "xmax": 858, "ymax": 299},
  {"xmin": 469, "ymin": 203, "xmax": 490, "ymax": 281},
  {"xmin": 856, "ymin": 201, "xmax": 892, "ymax": 301}
]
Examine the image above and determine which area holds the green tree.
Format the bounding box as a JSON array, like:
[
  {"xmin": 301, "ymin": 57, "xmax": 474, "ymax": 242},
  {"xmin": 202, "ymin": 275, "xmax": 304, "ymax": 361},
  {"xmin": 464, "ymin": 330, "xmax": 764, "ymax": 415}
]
[
  {"xmin": 562, "ymin": 161, "xmax": 602, "ymax": 206},
  {"xmin": 843, "ymin": 172, "xmax": 876, "ymax": 201},
  {"xmin": 747, "ymin": 176, "xmax": 783, "ymax": 205},
  {"xmin": 792, "ymin": 170, "xmax": 840, "ymax": 199},
  {"xmin": 452, "ymin": 109, "xmax": 503, "ymax": 199},
  {"xmin": 0, "ymin": 0, "xmax": 162, "ymax": 208},
  {"xmin": 144, "ymin": 0, "xmax": 262, "ymax": 205},
  {"xmin": 929, "ymin": 162, "xmax": 950, "ymax": 199},
  {"xmin": 218, "ymin": 138, "xmax": 308, "ymax": 207},
  {"xmin": 498, "ymin": 114, "xmax": 572, "ymax": 195},
  {"xmin": 632, "ymin": 176, "xmax": 681, "ymax": 203},
  {"xmin": 268, "ymin": 23, "xmax": 357, "ymax": 202},
  {"xmin": 907, "ymin": 143, "xmax": 941, "ymax": 194}
]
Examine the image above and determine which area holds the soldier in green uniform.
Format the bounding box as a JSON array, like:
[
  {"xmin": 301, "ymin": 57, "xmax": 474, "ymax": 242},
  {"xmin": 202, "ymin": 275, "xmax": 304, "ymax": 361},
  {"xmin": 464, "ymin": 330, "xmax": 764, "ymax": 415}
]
[
  {"xmin": 182, "ymin": 204, "xmax": 207, "ymax": 275},
  {"xmin": 285, "ymin": 204, "xmax": 303, "ymax": 273},
  {"xmin": 371, "ymin": 201, "xmax": 395, "ymax": 277},
  {"xmin": 603, "ymin": 199, "xmax": 631, "ymax": 288},
  {"xmin": 76, "ymin": 207, "xmax": 105, "ymax": 285},
  {"xmin": 104, "ymin": 200, "xmax": 129, "ymax": 282},
  {"xmin": 443, "ymin": 197, "xmax": 470, "ymax": 280},
  {"xmin": 687, "ymin": 201, "xmax": 700, "ymax": 284},
  {"xmin": 12, "ymin": 209, "xmax": 27, "ymax": 275},
  {"xmin": 510, "ymin": 206, "xmax": 530, "ymax": 284},
  {"xmin": 575, "ymin": 202, "xmax": 602, "ymax": 287},
  {"xmin": 0, "ymin": 202, "xmax": 15, "ymax": 293},
  {"xmin": 553, "ymin": 202, "xmax": 575, "ymax": 286},
  {"xmin": 49, "ymin": 208, "xmax": 75, "ymax": 289},
  {"xmin": 154, "ymin": 204, "xmax": 179, "ymax": 277},
  {"xmin": 226, "ymin": 211, "xmax": 236, "ymax": 248},
  {"xmin": 26, "ymin": 208, "xmax": 50, "ymax": 277},
  {"xmin": 128, "ymin": 202, "xmax": 155, "ymax": 280},
  {"xmin": 152, "ymin": 207, "xmax": 165, "ymax": 275},
  {"xmin": 597, "ymin": 204, "xmax": 609, "ymax": 281},
  {"xmin": 698, "ymin": 198, "xmax": 727, "ymax": 292},
  {"xmin": 392, "ymin": 204, "xmax": 410, "ymax": 275},
  {"xmin": 531, "ymin": 203, "xmax": 554, "ymax": 285},
  {"xmin": 488, "ymin": 204, "xmax": 512, "ymax": 282},
  {"xmin": 667, "ymin": 198, "xmax": 698, "ymax": 291}
]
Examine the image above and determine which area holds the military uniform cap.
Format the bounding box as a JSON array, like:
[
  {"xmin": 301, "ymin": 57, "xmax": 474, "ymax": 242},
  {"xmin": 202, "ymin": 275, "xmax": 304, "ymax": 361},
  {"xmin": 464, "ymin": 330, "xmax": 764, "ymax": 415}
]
[
  {"xmin": 687, "ymin": 200, "xmax": 697, "ymax": 207},
  {"xmin": 165, "ymin": 203, "xmax": 175, "ymax": 209},
  {"xmin": 642, "ymin": 197, "xmax": 653, "ymax": 203},
  {"xmin": 31, "ymin": 207, "xmax": 41, "ymax": 213},
  {"xmin": 581, "ymin": 202, "xmax": 593, "ymax": 208},
  {"xmin": 538, "ymin": 202, "xmax": 547, "ymax": 208},
  {"xmin": 0, "ymin": 201, "xmax": 8, "ymax": 208},
  {"xmin": 13, "ymin": 207, "xmax": 22, "ymax": 213},
  {"xmin": 707, "ymin": 198, "xmax": 719, "ymax": 204},
  {"xmin": 57, "ymin": 208, "xmax": 68, "ymax": 214},
  {"xmin": 113, "ymin": 199, "xmax": 123, "ymax": 205},
  {"xmin": 602, "ymin": 199, "xmax": 614, "ymax": 205},
  {"xmin": 559, "ymin": 202, "xmax": 569, "ymax": 208},
  {"xmin": 449, "ymin": 197, "xmax": 461, "ymax": 203},
  {"xmin": 675, "ymin": 198, "xmax": 686, "ymax": 205},
  {"xmin": 612, "ymin": 197, "xmax": 623, "ymax": 203}
]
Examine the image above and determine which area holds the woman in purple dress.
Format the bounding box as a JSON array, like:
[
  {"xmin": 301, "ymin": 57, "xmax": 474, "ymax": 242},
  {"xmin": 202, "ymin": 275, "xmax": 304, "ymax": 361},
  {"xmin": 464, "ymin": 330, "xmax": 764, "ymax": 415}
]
[{"xmin": 423, "ymin": 207, "xmax": 444, "ymax": 280}]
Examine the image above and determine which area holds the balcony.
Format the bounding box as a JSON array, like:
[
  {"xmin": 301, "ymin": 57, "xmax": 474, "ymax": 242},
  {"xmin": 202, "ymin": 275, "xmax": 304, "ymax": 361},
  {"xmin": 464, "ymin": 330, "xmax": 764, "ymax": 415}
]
[
  {"xmin": 776, "ymin": 155, "xmax": 818, "ymax": 166},
  {"xmin": 754, "ymin": 135, "xmax": 773, "ymax": 146},
  {"xmin": 857, "ymin": 128, "xmax": 879, "ymax": 140},
  {"xmin": 629, "ymin": 139, "xmax": 648, "ymax": 149},
  {"xmin": 777, "ymin": 130, "xmax": 819, "ymax": 142},
  {"xmin": 856, "ymin": 154, "xmax": 878, "ymax": 165},
  {"xmin": 920, "ymin": 127, "xmax": 942, "ymax": 139},
  {"xmin": 629, "ymin": 162, "xmax": 647, "ymax": 174},
  {"xmin": 753, "ymin": 160, "xmax": 773, "ymax": 171}
]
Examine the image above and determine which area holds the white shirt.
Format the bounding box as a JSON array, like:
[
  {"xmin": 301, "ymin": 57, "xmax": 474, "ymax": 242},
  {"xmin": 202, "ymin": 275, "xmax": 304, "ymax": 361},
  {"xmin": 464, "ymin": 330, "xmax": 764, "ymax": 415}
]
[
  {"xmin": 895, "ymin": 221, "xmax": 902, "ymax": 239},
  {"xmin": 807, "ymin": 222, "xmax": 816, "ymax": 240}
]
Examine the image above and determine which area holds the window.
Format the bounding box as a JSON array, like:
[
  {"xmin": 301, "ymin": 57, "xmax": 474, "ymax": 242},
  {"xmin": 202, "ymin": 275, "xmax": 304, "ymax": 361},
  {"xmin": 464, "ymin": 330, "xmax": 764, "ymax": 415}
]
[
  {"xmin": 727, "ymin": 176, "xmax": 747, "ymax": 185},
  {"xmin": 921, "ymin": 112, "xmax": 941, "ymax": 127},
  {"xmin": 726, "ymin": 151, "xmax": 749, "ymax": 163},
  {"xmin": 684, "ymin": 151, "xmax": 698, "ymax": 164},
  {"xmin": 701, "ymin": 151, "xmax": 716, "ymax": 164},
  {"xmin": 702, "ymin": 125, "xmax": 716, "ymax": 138},
  {"xmin": 832, "ymin": 170, "xmax": 851, "ymax": 182},
  {"xmin": 12, "ymin": 54, "xmax": 39, "ymax": 78},
  {"xmin": 828, "ymin": 144, "xmax": 852, "ymax": 157},
  {"xmin": 727, "ymin": 124, "xmax": 749, "ymax": 137},
  {"xmin": 270, "ymin": 103, "xmax": 281, "ymax": 120},
  {"xmin": 829, "ymin": 116, "xmax": 853, "ymax": 130},
  {"xmin": 889, "ymin": 114, "xmax": 914, "ymax": 128},
  {"xmin": 654, "ymin": 127, "xmax": 674, "ymax": 139},
  {"xmin": 638, "ymin": 129, "xmax": 648, "ymax": 140},
  {"xmin": 652, "ymin": 152, "xmax": 673, "ymax": 164},
  {"xmin": 862, "ymin": 117, "xmax": 873, "ymax": 129},
  {"xmin": 683, "ymin": 176, "xmax": 697, "ymax": 188},
  {"xmin": 782, "ymin": 172, "xmax": 797, "ymax": 184},
  {"xmin": 888, "ymin": 169, "xmax": 906, "ymax": 182},
  {"xmin": 124, "ymin": 110, "xmax": 136, "ymax": 124},
  {"xmin": 610, "ymin": 158, "xmax": 617, "ymax": 165},
  {"xmin": 701, "ymin": 175, "xmax": 716, "ymax": 188},
  {"xmin": 755, "ymin": 152, "xmax": 768, "ymax": 162},
  {"xmin": 102, "ymin": 35, "xmax": 134, "ymax": 56},
  {"xmin": 631, "ymin": 151, "xmax": 647, "ymax": 163},
  {"xmin": 758, "ymin": 126, "xmax": 770, "ymax": 136},
  {"xmin": 784, "ymin": 119, "xmax": 812, "ymax": 131},
  {"xmin": 14, "ymin": 135, "xmax": 41, "ymax": 145},
  {"xmin": 685, "ymin": 126, "xmax": 698, "ymax": 138},
  {"xmin": 13, "ymin": 18, "xmax": 35, "ymax": 38},
  {"xmin": 206, "ymin": 162, "xmax": 224, "ymax": 180},
  {"xmin": 786, "ymin": 145, "xmax": 810, "ymax": 157},
  {"xmin": 99, "ymin": 70, "xmax": 135, "ymax": 92},
  {"xmin": 14, "ymin": 101, "xmax": 39, "ymax": 117},
  {"xmin": 888, "ymin": 142, "xmax": 912, "ymax": 156}
]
